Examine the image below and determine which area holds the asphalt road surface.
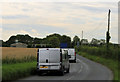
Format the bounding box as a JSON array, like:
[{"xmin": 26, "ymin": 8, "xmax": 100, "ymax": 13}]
[{"xmin": 19, "ymin": 55, "xmax": 113, "ymax": 80}]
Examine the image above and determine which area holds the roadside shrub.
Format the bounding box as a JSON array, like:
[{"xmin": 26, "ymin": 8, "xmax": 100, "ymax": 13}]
[{"xmin": 75, "ymin": 45, "xmax": 119, "ymax": 61}]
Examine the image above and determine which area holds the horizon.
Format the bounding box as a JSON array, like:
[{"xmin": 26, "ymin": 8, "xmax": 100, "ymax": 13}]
[
  {"xmin": 0, "ymin": 2, "xmax": 118, "ymax": 43},
  {"xmin": 0, "ymin": 33, "xmax": 114, "ymax": 43}
]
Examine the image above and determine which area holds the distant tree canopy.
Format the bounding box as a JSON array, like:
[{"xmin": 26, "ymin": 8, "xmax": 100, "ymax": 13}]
[
  {"xmin": 44, "ymin": 34, "xmax": 71, "ymax": 48},
  {"xmin": 61, "ymin": 35, "xmax": 71, "ymax": 48},
  {"xmin": 90, "ymin": 38, "xmax": 105, "ymax": 46},
  {"xmin": 81, "ymin": 39, "xmax": 89, "ymax": 45},
  {"xmin": 72, "ymin": 36, "xmax": 80, "ymax": 47},
  {"xmin": 48, "ymin": 36, "xmax": 60, "ymax": 48},
  {"xmin": 2, "ymin": 33, "xmax": 106, "ymax": 48},
  {"xmin": 5, "ymin": 34, "xmax": 34, "ymax": 46},
  {"xmin": 3, "ymin": 33, "xmax": 72, "ymax": 48}
]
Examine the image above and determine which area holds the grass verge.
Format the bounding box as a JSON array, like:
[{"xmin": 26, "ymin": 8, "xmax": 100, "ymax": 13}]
[
  {"xmin": 2, "ymin": 61, "xmax": 36, "ymax": 81},
  {"xmin": 78, "ymin": 51, "xmax": 119, "ymax": 81},
  {"xmin": 2, "ymin": 56, "xmax": 36, "ymax": 64}
]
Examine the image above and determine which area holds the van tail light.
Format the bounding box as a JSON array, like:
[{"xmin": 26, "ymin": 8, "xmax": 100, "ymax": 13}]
[
  {"xmin": 37, "ymin": 49, "xmax": 39, "ymax": 62},
  {"xmin": 60, "ymin": 50, "xmax": 62, "ymax": 62},
  {"xmin": 75, "ymin": 52, "xmax": 76, "ymax": 56},
  {"xmin": 60, "ymin": 56, "xmax": 62, "ymax": 62}
]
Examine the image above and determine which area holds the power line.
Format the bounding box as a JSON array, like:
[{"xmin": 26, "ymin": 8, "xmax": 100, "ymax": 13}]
[{"xmin": 84, "ymin": 16, "xmax": 107, "ymax": 38}]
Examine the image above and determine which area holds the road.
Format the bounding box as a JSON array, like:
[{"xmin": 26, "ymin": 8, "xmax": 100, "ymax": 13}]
[{"xmin": 19, "ymin": 55, "xmax": 113, "ymax": 80}]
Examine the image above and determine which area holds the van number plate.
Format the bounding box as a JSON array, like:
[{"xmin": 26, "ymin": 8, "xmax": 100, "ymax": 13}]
[{"xmin": 40, "ymin": 66, "xmax": 48, "ymax": 68}]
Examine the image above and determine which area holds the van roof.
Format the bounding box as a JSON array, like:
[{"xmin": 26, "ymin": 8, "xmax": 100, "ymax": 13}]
[
  {"xmin": 61, "ymin": 48, "xmax": 75, "ymax": 50},
  {"xmin": 38, "ymin": 48, "xmax": 60, "ymax": 50}
]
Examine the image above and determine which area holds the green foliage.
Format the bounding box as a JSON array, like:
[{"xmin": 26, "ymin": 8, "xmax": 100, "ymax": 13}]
[
  {"xmin": 6, "ymin": 34, "xmax": 34, "ymax": 46},
  {"xmin": 48, "ymin": 36, "xmax": 60, "ymax": 48},
  {"xmin": 2, "ymin": 56, "xmax": 36, "ymax": 64},
  {"xmin": 2, "ymin": 54, "xmax": 37, "ymax": 81},
  {"xmin": 90, "ymin": 38, "xmax": 99, "ymax": 45},
  {"xmin": 60, "ymin": 35, "xmax": 71, "ymax": 48},
  {"xmin": 2, "ymin": 62, "xmax": 36, "ymax": 81},
  {"xmin": 3, "ymin": 33, "xmax": 72, "ymax": 48},
  {"xmin": 72, "ymin": 36, "xmax": 80, "ymax": 47},
  {"xmin": 44, "ymin": 34, "xmax": 72, "ymax": 48},
  {"xmin": 76, "ymin": 45, "xmax": 119, "ymax": 81},
  {"xmin": 33, "ymin": 38, "xmax": 42, "ymax": 44},
  {"xmin": 75, "ymin": 45, "xmax": 119, "ymax": 61}
]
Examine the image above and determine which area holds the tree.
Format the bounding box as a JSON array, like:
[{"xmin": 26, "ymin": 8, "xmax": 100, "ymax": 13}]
[
  {"xmin": 5, "ymin": 34, "xmax": 33, "ymax": 46},
  {"xmin": 33, "ymin": 38, "xmax": 42, "ymax": 44},
  {"xmin": 100, "ymin": 39, "xmax": 105, "ymax": 45},
  {"xmin": 4, "ymin": 33, "xmax": 72, "ymax": 47},
  {"xmin": 48, "ymin": 36, "xmax": 60, "ymax": 48},
  {"xmin": 81, "ymin": 39, "xmax": 89, "ymax": 45},
  {"xmin": 61, "ymin": 35, "xmax": 71, "ymax": 48},
  {"xmin": 72, "ymin": 36, "xmax": 80, "ymax": 47},
  {"xmin": 90, "ymin": 38, "xmax": 99, "ymax": 46}
]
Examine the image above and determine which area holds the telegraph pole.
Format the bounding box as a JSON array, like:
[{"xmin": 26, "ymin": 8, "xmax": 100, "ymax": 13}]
[{"xmin": 106, "ymin": 9, "xmax": 111, "ymax": 48}]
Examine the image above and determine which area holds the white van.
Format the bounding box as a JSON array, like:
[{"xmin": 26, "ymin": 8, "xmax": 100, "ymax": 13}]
[
  {"xmin": 63, "ymin": 48, "xmax": 76, "ymax": 63},
  {"xmin": 37, "ymin": 48, "xmax": 70, "ymax": 75}
]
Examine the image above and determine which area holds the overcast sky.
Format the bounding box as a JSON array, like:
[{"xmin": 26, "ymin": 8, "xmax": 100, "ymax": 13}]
[{"xmin": 0, "ymin": 2, "xmax": 118, "ymax": 43}]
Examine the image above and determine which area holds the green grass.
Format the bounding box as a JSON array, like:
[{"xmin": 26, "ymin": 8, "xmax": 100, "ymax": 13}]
[
  {"xmin": 2, "ymin": 61, "xmax": 36, "ymax": 81},
  {"xmin": 2, "ymin": 56, "xmax": 36, "ymax": 64},
  {"xmin": 78, "ymin": 51, "xmax": 119, "ymax": 81},
  {"xmin": 2, "ymin": 55, "xmax": 37, "ymax": 81}
]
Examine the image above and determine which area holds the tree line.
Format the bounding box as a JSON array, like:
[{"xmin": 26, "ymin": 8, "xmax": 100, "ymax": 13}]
[
  {"xmin": 1, "ymin": 33, "xmax": 107, "ymax": 48},
  {"xmin": 2, "ymin": 33, "xmax": 73, "ymax": 48}
]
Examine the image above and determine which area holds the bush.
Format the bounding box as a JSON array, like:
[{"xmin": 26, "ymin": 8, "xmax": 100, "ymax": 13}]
[{"xmin": 75, "ymin": 45, "xmax": 119, "ymax": 61}]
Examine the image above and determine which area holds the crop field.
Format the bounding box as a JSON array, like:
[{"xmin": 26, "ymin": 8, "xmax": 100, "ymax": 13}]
[
  {"xmin": 2, "ymin": 47, "xmax": 38, "ymax": 59},
  {"xmin": 2, "ymin": 47, "xmax": 38, "ymax": 64}
]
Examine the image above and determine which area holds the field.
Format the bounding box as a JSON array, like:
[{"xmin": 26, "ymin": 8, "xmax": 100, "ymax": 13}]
[
  {"xmin": 2, "ymin": 47, "xmax": 38, "ymax": 64},
  {"xmin": 2, "ymin": 47, "xmax": 38, "ymax": 59},
  {"xmin": 2, "ymin": 47, "xmax": 38, "ymax": 81}
]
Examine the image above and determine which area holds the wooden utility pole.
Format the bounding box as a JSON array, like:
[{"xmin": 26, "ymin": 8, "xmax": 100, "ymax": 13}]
[
  {"xmin": 106, "ymin": 9, "xmax": 111, "ymax": 48},
  {"xmin": 108, "ymin": 9, "xmax": 110, "ymax": 33}
]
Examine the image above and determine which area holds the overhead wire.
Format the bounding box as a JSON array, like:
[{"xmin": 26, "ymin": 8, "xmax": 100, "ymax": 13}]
[{"xmin": 84, "ymin": 16, "xmax": 107, "ymax": 40}]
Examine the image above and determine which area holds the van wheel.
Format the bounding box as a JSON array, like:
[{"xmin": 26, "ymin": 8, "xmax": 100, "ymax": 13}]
[
  {"xmin": 59, "ymin": 70, "xmax": 64, "ymax": 76},
  {"xmin": 66, "ymin": 68, "xmax": 69, "ymax": 73},
  {"xmin": 37, "ymin": 71, "xmax": 43, "ymax": 76},
  {"xmin": 74, "ymin": 60, "xmax": 76, "ymax": 63}
]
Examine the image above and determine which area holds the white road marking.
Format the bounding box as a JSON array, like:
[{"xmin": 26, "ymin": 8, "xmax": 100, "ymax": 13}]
[
  {"xmin": 78, "ymin": 63, "xmax": 83, "ymax": 73},
  {"xmin": 66, "ymin": 76, "xmax": 74, "ymax": 80},
  {"xmin": 77, "ymin": 58, "xmax": 84, "ymax": 73},
  {"xmin": 77, "ymin": 58, "xmax": 89, "ymax": 72}
]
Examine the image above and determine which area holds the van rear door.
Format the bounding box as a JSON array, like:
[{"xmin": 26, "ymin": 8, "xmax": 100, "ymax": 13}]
[
  {"xmin": 68, "ymin": 49, "xmax": 75, "ymax": 56},
  {"xmin": 48, "ymin": 48, "xmax": 61, "ymax": 70},
  {"xmin": 39, "ymin": 49, "xmax": 49, "ymax": 63},
  {"xmin": 68, "ymin": 49, "xmax": 75, "ymax": 60},
  {"xmin": 49, "ymin": 49, "xmax": 60, "ymax": 63}
]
